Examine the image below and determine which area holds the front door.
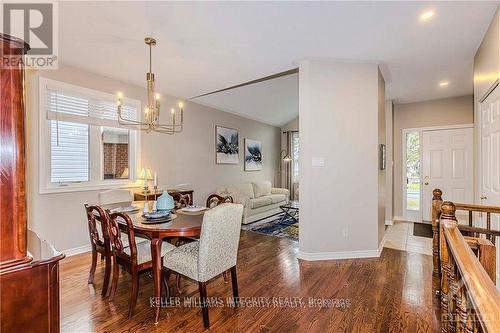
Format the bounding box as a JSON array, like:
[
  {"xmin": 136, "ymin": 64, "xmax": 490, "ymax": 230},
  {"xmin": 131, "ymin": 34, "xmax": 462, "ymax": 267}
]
[
  {"xmin": 421, "ymin": 127, "xmax": 474, "ymax": 222},
  {"xmin": 480, "ymin": 86, "xmax": 500, "ymax": 286}
]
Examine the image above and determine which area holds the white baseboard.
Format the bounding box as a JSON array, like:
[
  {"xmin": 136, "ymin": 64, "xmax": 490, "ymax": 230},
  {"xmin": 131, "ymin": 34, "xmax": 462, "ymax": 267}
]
[
  {"xmin": 64, "ymin": 244, "xmax": 91, "ymax": 257},
  {"xmin": 298, "ymin": 248, "xmax": 380, "ymax": 261},
  {"xmin": 379, "ymin": 234, "xmax": 387, "ymax": 256},
  {"xmin": 385, "ymin": 219, "xmax": 394, "ymax": 226}
]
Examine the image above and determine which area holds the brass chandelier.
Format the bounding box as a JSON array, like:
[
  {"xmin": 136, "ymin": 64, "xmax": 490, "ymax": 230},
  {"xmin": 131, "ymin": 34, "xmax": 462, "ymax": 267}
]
[{"xmin": 117, "ymin": 37, "xmax": 183, "ymax": 134}]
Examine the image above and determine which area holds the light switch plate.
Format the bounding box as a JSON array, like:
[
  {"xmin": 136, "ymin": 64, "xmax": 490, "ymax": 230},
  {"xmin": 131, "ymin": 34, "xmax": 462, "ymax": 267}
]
[{"xmin": 311, "ymin": 157, "xmax": 325, "ymax": 167}]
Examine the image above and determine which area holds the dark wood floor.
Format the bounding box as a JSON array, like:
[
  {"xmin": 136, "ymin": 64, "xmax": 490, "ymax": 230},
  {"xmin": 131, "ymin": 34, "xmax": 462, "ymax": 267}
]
[{"xmin": 60, "ymin": 231, "xmax": 439, "ymax": 332}]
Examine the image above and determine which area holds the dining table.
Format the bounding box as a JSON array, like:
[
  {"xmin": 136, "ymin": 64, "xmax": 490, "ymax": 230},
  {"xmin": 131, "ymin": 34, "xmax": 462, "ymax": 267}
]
[{"xmin": 101, "ymin": 201, "xmax": 205, "ymax": 323}]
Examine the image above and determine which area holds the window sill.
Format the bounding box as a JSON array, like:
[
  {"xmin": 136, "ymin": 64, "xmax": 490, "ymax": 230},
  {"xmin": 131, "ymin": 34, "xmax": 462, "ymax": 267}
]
[{"xmin": 39, "ymin": 181, "xmax": 143, "ymax": 195}]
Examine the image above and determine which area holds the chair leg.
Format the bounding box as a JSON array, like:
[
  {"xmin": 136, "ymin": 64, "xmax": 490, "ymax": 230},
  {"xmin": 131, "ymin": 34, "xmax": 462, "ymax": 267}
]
[
  {"xmin": 198, "ymin": 282, "xmax": 210, "ymax": 328},
  {"xmin": 230, "ymin": 266, "xmax": 239, "ymax": 305},
  {"xmin": 162, "ymin": 267, "xmax": 171, "ymax": 299},
  {"xmin": 108, "ymin": 257, "xmax": 119, "ymax": 301},
  {"xmin": 222, "ymin": 271, "xmax": 229, "ymax": 283},
  {"xmin": 88, "ymin": 249, "xmax": 97, "ymax": 284},
  {"xmin": 176, "ymin": 274, "xmax": 183, "ymax": 294},
  {"xmin": 128, "ymin": 270, "xmax": 139, "ymax": 318},
  {"xmin": 101, "ymin": 253, "xmax": 105, "ymax": 261},
  {"xmin": 102, "ymin": 254, "xmax": 112, "ymax": 297}
]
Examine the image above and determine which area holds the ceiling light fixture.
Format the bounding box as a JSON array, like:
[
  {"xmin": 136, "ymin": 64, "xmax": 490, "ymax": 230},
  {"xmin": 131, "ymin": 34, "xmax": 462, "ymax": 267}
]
[
  {"xmin": 439, "ymin": 80, "xmax": 449, "ymax": 87},
  {"xmin": 117, "ymin": 37, "xmax": 183, "ymax": 135},
  {"xmin": 420, "ymin": 10, "xmax": 435, "ymax": 22}
]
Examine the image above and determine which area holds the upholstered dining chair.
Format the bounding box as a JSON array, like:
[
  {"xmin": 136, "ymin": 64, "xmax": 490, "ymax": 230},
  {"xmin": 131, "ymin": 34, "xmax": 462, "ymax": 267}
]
[
  {"xmin": 162, "ymin": 203, "xmax": 244, "ymax": 328},
  {"xmin": 107, "ymin": 211, "xmax": 176, "ymax": 318},
  {"xmin": 84, "ymin": 204, "xmax": 113, "ymax": 297}
]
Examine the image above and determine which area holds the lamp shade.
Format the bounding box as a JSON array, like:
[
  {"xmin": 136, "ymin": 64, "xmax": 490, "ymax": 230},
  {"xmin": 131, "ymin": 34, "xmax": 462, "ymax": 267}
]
[{"xmin": 139, "ymin": 168, "xmax": 153, "ymax": 180}]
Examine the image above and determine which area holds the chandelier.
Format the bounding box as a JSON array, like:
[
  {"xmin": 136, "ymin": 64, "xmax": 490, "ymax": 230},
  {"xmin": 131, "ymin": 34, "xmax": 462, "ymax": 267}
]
[{"xmin": 117, "ymin": 37, "xmax": 183, "ymax": 134}]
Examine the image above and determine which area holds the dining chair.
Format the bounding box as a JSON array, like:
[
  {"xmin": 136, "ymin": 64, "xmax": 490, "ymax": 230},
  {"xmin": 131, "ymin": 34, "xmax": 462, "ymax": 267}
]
[
  {"xmin": 98, "ymin": 189, "xmax": 148, "ymax": 247},
  {"xmin": 206, "ymin": 194, "xmax": 234, "ymax": 208},
  {"xmin": 162, "ymin": 203, "xmax": 244, "ymax": 328},
  {"xmin": 84, "ymin": 204, "xmax": 113, "ymax": 297},
  {"xmin": 107, "ymin": 211, "xmax": 176, "ymax": 318}
]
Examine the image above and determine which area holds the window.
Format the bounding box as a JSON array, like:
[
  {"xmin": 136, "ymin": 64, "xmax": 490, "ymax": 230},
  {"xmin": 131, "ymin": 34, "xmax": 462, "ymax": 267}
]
[{"xmin": 39, "ymin": 78, "xmax": 141, "ymax": 193}]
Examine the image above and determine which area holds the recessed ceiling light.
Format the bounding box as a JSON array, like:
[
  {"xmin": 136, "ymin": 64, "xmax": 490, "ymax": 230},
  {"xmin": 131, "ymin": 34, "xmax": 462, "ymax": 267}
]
[
  {"xmin": 420, "ymin": 10, "xmax": 435, "ymax": 21},
  {"xmin": 439, "ymin": 81, "xmax": 449, "ymax": 87}
]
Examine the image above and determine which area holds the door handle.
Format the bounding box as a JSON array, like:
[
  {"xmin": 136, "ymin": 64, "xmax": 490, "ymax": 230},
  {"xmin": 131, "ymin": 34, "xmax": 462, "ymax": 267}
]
[
  {"xmin": 480, "ymin": 196, "xmax": 488, "ymax": 200},
  {"xmin": 423, "ymin": 176, "xmax": 429, "ymax": 186}
]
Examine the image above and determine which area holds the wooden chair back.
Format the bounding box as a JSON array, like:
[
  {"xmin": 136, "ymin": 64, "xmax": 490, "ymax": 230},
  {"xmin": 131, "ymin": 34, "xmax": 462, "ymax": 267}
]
[
  {"xmin": 84, "ymin": 204, "xmax": 110, "ymax": 250},
  {"xmin": 108, "ymin": 211, "xmax": 138, "ymax": 263},
  {"xmin": 206, "ymin": 194, "xmax": 233, "ymax": 209}
]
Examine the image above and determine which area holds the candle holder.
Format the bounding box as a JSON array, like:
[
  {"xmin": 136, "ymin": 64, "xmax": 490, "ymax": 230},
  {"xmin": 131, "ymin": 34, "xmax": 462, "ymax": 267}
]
[
  {"xmin": 152, "ymin": 185, "xmax": 158, "ymax": 211},
  {"xmin": 143, "ymin": 184, "xmax": 150, "ymax": 213}
]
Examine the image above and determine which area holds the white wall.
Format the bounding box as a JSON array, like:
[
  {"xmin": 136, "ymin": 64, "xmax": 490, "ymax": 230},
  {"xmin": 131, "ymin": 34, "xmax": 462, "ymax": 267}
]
[
  {"xmin": 25, "ymin": 64, "xmax": 280, "ymax": 253},
  {"xmin": 298, "ymin": 59, "xmax": 385, "ymax": 259},
  {"xmin": 385, "ymin": 100, "xmax": 394, "ymax": 225}
]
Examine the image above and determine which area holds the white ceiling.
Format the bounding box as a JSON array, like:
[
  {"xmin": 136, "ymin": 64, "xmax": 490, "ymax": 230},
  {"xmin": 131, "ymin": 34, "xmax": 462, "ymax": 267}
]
[{"xmin": 58, "ymin": 1, "xmax": 498, "ymax": 126}]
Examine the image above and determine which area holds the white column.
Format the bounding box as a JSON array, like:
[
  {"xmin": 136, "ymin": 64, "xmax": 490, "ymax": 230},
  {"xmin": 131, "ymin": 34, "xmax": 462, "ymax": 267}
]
[{"xmin": 298, "ymin": 59, "xmax": 385, "ymax": 260}]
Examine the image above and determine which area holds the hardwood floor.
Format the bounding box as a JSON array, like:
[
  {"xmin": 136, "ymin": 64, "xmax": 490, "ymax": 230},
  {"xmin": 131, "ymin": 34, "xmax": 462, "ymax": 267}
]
[{"xmin": 60, "ymin": 231, "xmax": 439, "ymax": 332}]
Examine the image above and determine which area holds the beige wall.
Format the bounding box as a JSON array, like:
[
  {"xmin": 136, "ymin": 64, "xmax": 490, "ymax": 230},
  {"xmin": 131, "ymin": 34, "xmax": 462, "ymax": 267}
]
[
  {"xmin": 298, "ymin": 59, "xmax": 384, "ymax": 258},
  {"xmin": 25, "ymin": 64, "xmax": 280, "ymax": 252},
  {"xmin": 377, "ymin": 69, "xmax": 386, "ymax": 245},
  {"xmin": 474, "ymin": 7, "xmax": 499, "ymax": 201},
  {"xmin": 393, "ymin": 96, "xmax": 474, "ymax": 218}
]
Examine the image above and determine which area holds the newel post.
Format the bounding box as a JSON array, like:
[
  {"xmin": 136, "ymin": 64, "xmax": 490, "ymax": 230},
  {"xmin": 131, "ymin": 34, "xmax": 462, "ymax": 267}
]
[
  {"xmin": 432, "ymin": 189, "xmax": 443, "ymax": 297},
  {"xmin": 439, "ymin": 201, "xmax": 457, "ymax": 333}
]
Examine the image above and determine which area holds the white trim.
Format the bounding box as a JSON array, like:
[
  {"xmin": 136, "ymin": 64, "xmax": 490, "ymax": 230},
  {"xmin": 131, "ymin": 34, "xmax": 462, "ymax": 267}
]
[
  {"xmin": 385, "ymin": 219, "xmax": 394, "ymax": 226},
  {"xmin": 38, "ymin": 77, "xmax": 142, "ymax": 194},
  {"xmin": 64, "ymin": 244, "xmax": 91, "ymax": 257},
  {"xmin": 393, "ymin": 215, "xmax": 406, "ymax": 221},
  {"xmin": 403, "ymin": 123, "xmax": 474, "ymax": 132},
  {"xmin": 379, "ymin": 234, "xmax": 387, "ymax": 256},
  {"xmin": 298, "ymin": 248, "xmax": 380, "ymax": 261}
]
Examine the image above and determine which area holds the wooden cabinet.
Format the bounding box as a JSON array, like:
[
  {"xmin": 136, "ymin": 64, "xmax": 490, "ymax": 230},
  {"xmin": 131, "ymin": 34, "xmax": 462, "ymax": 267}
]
[
  {"xmin": 134, "ymin": 189, "xmax": 194, "ymax": 208},
  {"xmin": 0, "ymin": 33, "xmax": 64, "ymax": 332}
]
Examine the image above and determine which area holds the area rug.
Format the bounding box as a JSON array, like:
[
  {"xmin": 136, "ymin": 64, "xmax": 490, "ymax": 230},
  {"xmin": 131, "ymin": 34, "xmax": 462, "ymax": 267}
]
[
  {"xmin": 242, "ymin": 214, "xmax": 298, "ymax": 241},
  {"xmin": 413, "ymin": 222, "xmax": 433, "ymax": 238}
]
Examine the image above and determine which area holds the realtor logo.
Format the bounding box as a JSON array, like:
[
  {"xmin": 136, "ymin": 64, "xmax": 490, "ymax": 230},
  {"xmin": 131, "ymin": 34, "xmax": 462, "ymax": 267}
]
[{"xmin": 2, "ymin": 1, "xmax": 58, "ymax": 69}]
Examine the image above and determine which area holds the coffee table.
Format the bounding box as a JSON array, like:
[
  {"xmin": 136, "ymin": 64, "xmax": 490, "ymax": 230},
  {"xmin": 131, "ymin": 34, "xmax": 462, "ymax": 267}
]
[{"xmin": 279, "ymin": 201, "xmax": 299, "ymax": 224}]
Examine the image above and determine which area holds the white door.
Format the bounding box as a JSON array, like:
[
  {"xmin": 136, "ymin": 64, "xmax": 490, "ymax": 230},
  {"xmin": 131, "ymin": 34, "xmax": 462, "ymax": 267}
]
[
  {"xmin": 422, "ymin": 128, "xmax": 474, "ymax": 222},
  {"xmin": 479, "ymin": 86, "xmax": 500, "ymax": 286}
]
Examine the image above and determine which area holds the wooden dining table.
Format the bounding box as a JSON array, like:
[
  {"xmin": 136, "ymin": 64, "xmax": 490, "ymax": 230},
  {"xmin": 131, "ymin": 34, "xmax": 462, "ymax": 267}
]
[{"xmin": 101, "ymin": 201, "xmax": 205, "ymax": 323}]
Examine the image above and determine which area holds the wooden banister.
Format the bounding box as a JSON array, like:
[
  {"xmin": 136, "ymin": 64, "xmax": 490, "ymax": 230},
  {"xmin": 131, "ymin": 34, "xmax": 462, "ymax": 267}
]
[{"xmin": 439, "ymin": 202, "xmax": 500, "ymax": 332}]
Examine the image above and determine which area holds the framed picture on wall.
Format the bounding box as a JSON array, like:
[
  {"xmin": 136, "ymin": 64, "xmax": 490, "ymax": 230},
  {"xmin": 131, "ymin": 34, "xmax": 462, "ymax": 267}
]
[
  {"xmin": 244, "ymin": 139, "xmax": 262, "ymax": 171},
  {"xmin": 216, "ymin": 126, "xmax": 239, "ymax": 164}
]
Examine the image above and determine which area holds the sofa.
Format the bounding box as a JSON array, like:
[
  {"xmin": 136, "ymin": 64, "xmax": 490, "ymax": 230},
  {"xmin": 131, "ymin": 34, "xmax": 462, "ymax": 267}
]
[{"xmin": 217, "ymin": 181, "xmax": 289, "ymax": 224}]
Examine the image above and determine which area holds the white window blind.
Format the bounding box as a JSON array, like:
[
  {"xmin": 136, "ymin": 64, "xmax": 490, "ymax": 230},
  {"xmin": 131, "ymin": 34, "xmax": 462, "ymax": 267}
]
[
  {"xmin": 50, "ymin": 120, "xmax": 89, "ymax": 183},
  {"xmin": 46, "ymin": 88, "xmax": 137, "ymax": 126}
]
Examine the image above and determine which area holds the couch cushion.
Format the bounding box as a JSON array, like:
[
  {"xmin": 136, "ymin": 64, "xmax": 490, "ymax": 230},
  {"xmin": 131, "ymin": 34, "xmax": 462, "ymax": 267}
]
[
  {"xmin": 266, "ymin": 194, "xmax": 287, "ymax": 204},
  {"xmin": 249, "ymin": 197, "xmax": 272, "ymax": 209},
  {"xmin": 252, "ymin": 181, "xmax": 272, "ymax": 197},
  {"xmin": 227, "ymin": 183, "xmax": 255, "ymax": 199}
]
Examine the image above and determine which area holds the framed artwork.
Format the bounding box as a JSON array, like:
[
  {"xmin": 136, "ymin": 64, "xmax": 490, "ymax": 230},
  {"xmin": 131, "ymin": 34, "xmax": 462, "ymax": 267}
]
[
  {"xmin": 216, "ymin": 126, "xmax": 239, "ymax": 164},
  {"xmin": 244, "ymin": 139, "xmax": 262, "ymax": 171}
]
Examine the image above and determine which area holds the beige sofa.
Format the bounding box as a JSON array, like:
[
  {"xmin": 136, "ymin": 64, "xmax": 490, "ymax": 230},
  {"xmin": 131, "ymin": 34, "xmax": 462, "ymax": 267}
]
[{"xmin": 217, "ymin": 181, "xmax": 289, "ymax": 224}]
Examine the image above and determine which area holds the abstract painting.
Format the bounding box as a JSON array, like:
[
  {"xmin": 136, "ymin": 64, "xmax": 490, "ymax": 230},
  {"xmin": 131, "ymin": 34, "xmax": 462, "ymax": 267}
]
[
  {"xmin": 216, "ymin": 126, "xmax": 239, "ymax": 164},
  {"xmin": 244, "ymin": 139, "xmax": 262, "ymax": 171}
]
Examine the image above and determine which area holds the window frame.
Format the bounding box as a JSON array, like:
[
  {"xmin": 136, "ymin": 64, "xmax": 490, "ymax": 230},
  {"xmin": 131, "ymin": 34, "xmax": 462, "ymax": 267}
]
[{"xmin": 39, "ymin": 77, "xmax": 142, "ymax": 194}]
